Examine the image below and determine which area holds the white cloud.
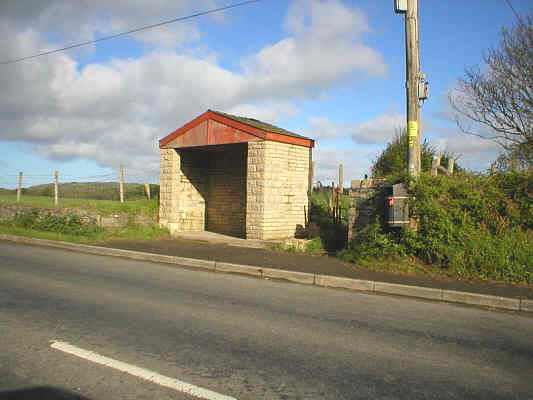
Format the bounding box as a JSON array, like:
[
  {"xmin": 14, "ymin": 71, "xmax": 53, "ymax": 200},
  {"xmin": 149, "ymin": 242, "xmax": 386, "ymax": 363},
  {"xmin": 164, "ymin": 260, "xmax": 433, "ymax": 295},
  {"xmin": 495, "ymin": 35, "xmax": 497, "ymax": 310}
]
[
  {"xmin": 349, "ymin": 111, "xmax": 404, "ymax": 145},
  {"xmin": 313, "ymin": 146, "xmax": 374, "ymax": 186},
  {"xmin": 226, "ymin": 102, "xmax": 300, "ymax": 125},
  {"xmin": 242, "ymin": 0, "xmax": 386, "ymax": 99},
  {"xmin": 431, "ymin": 128, "xmax": 501, "ymax": 171},
  {"xmin": 0, "ymin": 0, "xmax": 215, "ymax": 51},
  {"xmin": 0, "ymin": 0, "xmax": 388, "ymax": 179},
  {"xmin": 305, "ymin": 117, "xmax": 343, "ymax": 142}
]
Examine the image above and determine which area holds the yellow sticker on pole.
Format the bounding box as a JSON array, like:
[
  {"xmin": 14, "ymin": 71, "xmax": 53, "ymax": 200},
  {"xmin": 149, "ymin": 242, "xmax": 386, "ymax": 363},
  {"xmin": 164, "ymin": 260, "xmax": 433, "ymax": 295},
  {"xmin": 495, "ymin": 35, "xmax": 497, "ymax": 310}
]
[{"xmin": 408, "ymin": 121, "xmax": 418, "ymax": 137}]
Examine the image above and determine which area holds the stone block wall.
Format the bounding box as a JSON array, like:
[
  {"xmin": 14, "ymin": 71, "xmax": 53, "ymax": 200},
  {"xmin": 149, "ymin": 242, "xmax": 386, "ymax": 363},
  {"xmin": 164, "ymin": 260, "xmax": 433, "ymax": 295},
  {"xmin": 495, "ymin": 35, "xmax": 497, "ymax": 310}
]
[
  {"xmin": 159, "ymin": 148, "xmax": 207, "ymax": 234},
  {"xmin": 161, "ymin": 140, "xmax": 312, "ymax": 240},
  {"xmin": 246, "ymin": 141, "xmax": 311, "ymax": 240},
  {"xmin": 206, "ymin": 144, "xmax": 247, "ymax": 237},
  {"xmin": 348, "ymin": 179, "xmax": 388, "ymax": 245},
  {"xmin": 159, "ymin": 148, "xmax": 180, "ymax": 230},
  {"xmin": 178, "ymin": 150, "xmax": 208, "ymax": 232}
]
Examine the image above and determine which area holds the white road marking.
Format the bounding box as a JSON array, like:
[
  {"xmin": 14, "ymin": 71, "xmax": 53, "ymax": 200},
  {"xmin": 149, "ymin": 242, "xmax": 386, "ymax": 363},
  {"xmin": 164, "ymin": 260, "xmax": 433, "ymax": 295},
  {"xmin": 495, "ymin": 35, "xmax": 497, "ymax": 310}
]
[{"xmin": 50, "ymin": 341, "xmax": 237, "ymax": 400}]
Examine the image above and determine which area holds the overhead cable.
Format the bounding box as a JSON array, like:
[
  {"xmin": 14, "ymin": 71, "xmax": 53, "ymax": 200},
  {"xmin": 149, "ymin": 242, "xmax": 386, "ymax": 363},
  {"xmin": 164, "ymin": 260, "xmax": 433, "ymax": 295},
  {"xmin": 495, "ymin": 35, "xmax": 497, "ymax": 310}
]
[{"xmin": 0, "ymin": 0, "xmax": 260, "ymax": 65}]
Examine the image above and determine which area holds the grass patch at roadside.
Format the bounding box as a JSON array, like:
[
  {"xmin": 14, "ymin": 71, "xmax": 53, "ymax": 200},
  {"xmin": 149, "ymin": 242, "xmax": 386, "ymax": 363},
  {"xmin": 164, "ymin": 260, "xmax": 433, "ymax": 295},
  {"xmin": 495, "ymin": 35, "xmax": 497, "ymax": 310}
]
[
  {"xmin": 0, "ymin": 194, "xmax": 158, "ymax": 216},
  {"xmin": 0, "ymin": 220, "xmax": 169, "ymax": 244}
]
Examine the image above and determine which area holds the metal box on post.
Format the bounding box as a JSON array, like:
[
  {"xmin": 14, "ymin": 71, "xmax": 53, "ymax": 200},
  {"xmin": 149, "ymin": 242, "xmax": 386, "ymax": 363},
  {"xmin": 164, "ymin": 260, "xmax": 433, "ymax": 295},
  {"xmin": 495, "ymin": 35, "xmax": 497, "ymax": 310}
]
[
  {"xmin": 394, "ymin": 0, "xmax": 408, "ymax": 13},
  {"xmin": 387, "ymin": 183, "xmax": 409, "ymax": 227}
]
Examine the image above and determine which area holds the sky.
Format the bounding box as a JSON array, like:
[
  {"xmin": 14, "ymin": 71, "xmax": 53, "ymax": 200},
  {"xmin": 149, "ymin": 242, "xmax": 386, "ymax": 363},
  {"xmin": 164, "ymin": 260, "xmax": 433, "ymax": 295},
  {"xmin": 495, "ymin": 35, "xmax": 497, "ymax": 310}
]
[{"xmin": 0, "ymin": 0, "xmax": 530, "ymax": 189}]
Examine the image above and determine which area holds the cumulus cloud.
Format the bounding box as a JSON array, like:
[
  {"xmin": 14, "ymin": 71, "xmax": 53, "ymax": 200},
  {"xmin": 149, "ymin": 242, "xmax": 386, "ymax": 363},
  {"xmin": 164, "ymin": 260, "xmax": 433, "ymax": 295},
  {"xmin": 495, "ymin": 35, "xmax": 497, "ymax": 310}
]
[
  {"xmin": 226, "ymin": 102, "xmax": 300, "ymax": 124},
  {"xmin": 349, "ymin": 111, "xmax": 404, "ymax": 144},
  {"xmin": 313, "ymin": 146, "xmax": 374, "ymax": 186},
  {"xmin": 242, "ymin": 0, "xmax": 386, "ymax": 99},
  {"xmin": 0, "ymin": 0, "xmax": 387, "ymax": 178},
  {"xmin": 304, "ymin": 117, "xmax": 344, "ymax": 143},
  {"xmin": 0, "ymin": 0, "xmax": 214, "ymax": 51},
  {"xmin": 431, "ymin": 128, "xmax": 501, "ymax": 171}
]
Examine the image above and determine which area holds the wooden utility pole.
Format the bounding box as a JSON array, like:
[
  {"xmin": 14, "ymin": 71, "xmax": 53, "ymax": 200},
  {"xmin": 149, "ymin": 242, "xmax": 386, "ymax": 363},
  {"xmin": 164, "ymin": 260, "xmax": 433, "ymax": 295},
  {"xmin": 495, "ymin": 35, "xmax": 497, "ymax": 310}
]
[
  {"xmin": 54, "ymin": 171, "xmax": 59, "ymax": 205},
  {"xmin": 119, "ymin": 165, "xmax": 124, "ymax": 203},
  {"xmin": 405, "ymin": 0, "xmax": 421, "ymax": 177},
  {"xmin": 17, "ymin": 172, "xmax": 23, "ymax": 203}
]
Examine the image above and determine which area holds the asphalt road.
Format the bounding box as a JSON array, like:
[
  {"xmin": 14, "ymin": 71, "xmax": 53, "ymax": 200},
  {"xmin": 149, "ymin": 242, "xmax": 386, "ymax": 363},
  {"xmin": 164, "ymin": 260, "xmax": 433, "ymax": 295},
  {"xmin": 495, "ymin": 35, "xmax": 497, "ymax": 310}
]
[{"xmin": 1, "ymin": 241, "xmax": 532, "ymax": 400}]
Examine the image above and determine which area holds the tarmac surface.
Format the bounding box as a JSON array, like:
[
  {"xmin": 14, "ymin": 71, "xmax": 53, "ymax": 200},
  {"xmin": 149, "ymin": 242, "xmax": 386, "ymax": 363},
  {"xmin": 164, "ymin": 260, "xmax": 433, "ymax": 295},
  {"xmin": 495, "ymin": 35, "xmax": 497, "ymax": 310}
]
[
  {"xmin": 2, "ymin": 240, "xmax": 532, "ymax": 399},
  {"xmin": 98, "ymin": 232, "xmax": 533, "ymax": 301}
]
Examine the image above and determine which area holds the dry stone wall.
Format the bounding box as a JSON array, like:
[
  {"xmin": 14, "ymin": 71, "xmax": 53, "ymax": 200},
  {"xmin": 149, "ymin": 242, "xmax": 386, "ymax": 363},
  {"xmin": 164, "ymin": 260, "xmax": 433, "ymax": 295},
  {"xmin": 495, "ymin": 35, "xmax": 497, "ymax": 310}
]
[
  {"xmin": 348, "ymin": 179, "xmax": 388, "ymax": 245},
  {"xmin": 0, "ymin": 204, "xmax": 156, "ymax": 228}
]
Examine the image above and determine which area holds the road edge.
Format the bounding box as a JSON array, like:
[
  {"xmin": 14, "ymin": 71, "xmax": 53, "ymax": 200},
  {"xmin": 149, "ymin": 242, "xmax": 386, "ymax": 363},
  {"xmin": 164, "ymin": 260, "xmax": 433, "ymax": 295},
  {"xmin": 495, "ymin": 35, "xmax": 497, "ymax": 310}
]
[{"xmin": 1, "ymin": 233, "xmax": 530, "ymax": 314}]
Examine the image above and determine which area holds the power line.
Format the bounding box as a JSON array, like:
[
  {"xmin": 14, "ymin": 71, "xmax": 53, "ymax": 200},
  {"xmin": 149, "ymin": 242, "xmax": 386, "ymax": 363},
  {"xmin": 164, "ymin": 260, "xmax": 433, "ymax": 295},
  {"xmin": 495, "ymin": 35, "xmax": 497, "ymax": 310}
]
[{"xmin": 1, "ymin": 0, "xmax": 260, "ymax": 65}]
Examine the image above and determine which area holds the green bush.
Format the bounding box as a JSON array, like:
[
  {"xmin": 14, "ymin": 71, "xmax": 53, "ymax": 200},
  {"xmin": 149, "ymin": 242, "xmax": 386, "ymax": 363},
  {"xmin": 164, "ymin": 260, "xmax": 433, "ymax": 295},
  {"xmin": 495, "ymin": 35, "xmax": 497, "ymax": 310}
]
[
  {"xmin": 339, "ymin": 218, "xmax": 406, "ymax": 264},
  {"xmin": 309, "ymin": 194, "xmax": 347, "ymax": 252},
  {"xmin": 341, "ymin": 172, "xmax": 533, "ymax": 283},
  {"xmin": 404, "ymin": 172, "xmax": 533, "ymax": 282}
]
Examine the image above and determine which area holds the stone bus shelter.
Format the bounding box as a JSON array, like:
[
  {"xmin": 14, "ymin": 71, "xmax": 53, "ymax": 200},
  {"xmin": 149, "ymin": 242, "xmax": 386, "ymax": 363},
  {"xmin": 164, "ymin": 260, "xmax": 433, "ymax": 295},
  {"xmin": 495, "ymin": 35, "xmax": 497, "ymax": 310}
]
[{"xmin": 159, "ymin": 110, "xmax": 315, "ymax": 240}]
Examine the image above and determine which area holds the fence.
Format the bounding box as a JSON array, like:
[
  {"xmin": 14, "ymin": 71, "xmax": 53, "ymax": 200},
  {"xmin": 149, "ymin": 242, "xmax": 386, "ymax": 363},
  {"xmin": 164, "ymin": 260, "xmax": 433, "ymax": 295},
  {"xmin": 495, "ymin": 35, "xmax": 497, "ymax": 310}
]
[{"xmin": 0, "ymin": 165, "xmax": 158, "ymax": 205}]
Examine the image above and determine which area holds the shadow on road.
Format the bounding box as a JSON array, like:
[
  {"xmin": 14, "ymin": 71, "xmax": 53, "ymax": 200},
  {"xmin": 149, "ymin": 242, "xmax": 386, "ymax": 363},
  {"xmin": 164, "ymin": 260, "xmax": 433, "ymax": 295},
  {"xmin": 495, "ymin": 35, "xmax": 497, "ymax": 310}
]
[{"xmin": 0, "ymin": 386, "xmax": 90, "ymax": 399}]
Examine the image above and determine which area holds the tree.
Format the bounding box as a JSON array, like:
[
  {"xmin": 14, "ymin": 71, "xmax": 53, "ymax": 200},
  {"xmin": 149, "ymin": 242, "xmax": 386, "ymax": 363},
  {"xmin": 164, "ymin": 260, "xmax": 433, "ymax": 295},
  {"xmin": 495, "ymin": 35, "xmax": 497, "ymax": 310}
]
[
  {"xmin": 371, "ymin": 128, "xmax": 456, "ymax": 179},
  {"xmin": 449, "ymin": 13, "xmax": 533, "ymax": 167}
]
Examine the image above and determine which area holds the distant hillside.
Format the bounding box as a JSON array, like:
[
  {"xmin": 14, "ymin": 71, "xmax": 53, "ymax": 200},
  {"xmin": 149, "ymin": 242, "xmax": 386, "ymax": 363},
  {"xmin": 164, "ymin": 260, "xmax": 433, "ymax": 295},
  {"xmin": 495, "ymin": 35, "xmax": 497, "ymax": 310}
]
[{"xmin": 1, "ymin": 182, "xmax": 160, "ymax": 201}]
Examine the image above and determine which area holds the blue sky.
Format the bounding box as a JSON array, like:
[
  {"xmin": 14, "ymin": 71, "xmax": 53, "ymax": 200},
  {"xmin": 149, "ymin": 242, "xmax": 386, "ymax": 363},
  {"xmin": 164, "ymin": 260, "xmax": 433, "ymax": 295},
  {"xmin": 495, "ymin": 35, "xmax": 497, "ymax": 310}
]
[{"xmin": 0, "ymin": 0, "xmax": 530, "ymax": 189}]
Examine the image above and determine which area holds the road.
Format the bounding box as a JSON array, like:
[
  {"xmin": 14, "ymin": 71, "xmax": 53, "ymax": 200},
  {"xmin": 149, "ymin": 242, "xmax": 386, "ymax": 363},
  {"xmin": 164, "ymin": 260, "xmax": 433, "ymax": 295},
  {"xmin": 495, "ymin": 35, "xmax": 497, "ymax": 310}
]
[{"xmin": 1, "ymin": 241, "xmax": 532, "ymax": 399}]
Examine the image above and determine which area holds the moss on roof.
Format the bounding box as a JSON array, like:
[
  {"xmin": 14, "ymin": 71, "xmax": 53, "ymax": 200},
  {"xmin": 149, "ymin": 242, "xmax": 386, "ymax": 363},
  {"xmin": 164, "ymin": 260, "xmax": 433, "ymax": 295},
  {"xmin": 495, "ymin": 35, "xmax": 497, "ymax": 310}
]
[{"xmin": 210, "ymin": 110, "xmax": 310, "ymax": 140}]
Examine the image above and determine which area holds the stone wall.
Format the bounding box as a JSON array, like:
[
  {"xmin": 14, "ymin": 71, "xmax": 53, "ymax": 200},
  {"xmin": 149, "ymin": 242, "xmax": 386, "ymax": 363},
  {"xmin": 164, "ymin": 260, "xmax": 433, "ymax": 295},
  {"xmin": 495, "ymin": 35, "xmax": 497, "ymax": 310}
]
[
  {"xmin": 206, "ymin": 144, "xmax": 247, "ymax": 237},
  {"xmin": 348, "ymin": 179, "xmax": 388, "ymax": 245},
  {"xmin": 246, "ymin": 141, "xmax": 311, "ymax": 240},
  {"xmin": 178, "ymin": 149, "xmax": 208, "ymax": 232},
  {"xmin": 0, "ymin": 204, "xmax": 156, "ymax": 228},
  {"xmin": 160, "ymin": 140, "xmax": 312, "ymax": 240},
  {"xmin": 160, "ymin": 148, "xmax": 207, "ymax": 234},
  {"xmin": 159, "ymin": 148, "xmax": 180, "ymax": 230}
]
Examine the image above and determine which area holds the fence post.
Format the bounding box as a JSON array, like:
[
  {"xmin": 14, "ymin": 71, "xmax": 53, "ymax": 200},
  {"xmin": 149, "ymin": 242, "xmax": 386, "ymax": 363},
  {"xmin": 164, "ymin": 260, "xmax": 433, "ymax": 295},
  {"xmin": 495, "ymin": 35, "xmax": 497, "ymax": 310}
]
[
  {"xmin": 17, "ymin": 172, "xmax": 23, "ymax": 203},
  {"xmin": 309, "ymin": 161, "xmax": 315, "ymax": 194},
  {"xmin": 145, "ymin": 183, "xmax": 151, "ymax": 200},
  {"xmin": 119, "ymin": 165, "xmax": 124, "ymax": 203},
  {"xmin": 338, "ymin": 164, "xmax": 343, "ymax": 195},
  {"xmin": 448, "ymin": 159, "xmax": 455, "ymax": 175},
  {"xmin": 431, "ymin": 156, "xmax": 441, "ymax": 176},
  {"xmin": 54, "ymin": 171, "xmax": 59, "ymax": 206}
]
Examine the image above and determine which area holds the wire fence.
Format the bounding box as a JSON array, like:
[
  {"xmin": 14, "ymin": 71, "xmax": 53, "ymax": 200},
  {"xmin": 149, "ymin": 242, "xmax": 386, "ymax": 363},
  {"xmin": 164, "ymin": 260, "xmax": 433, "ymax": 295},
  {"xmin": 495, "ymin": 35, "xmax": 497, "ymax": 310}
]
[{"xmin": 0, "ymin": 166, "xmax": 159, "ymax": 204}]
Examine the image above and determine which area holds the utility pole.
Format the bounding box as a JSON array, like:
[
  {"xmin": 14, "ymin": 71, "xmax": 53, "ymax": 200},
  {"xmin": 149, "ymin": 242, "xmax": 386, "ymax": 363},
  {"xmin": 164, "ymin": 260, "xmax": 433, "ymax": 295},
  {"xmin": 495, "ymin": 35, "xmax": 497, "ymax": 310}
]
[
  {"xmin": 396, "ymin": 0, "xmax": 427, "ymax": 178},
  {"xmin": 405, "ymin": 0, "xmax": 420, "ymax": 177}
]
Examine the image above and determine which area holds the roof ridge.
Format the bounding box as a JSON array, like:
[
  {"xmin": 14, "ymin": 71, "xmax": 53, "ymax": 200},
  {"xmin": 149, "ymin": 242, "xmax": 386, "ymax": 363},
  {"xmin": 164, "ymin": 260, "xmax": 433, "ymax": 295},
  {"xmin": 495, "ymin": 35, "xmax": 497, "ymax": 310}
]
[{"xmin": 209, "ymin": 109, "xmax": 309, "ymax": 140}]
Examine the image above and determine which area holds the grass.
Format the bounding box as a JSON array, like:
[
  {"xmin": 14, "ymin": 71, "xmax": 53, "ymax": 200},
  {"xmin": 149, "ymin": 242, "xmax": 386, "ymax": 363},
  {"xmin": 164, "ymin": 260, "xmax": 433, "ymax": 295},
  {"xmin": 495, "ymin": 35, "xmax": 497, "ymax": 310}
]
[
  {"xmin": 0, "ymin": 222, "xmax": 169, "ymax": 244},
  {"xmin": 0, "ymin": 194, "xmax": 158, "ymax": 216}
]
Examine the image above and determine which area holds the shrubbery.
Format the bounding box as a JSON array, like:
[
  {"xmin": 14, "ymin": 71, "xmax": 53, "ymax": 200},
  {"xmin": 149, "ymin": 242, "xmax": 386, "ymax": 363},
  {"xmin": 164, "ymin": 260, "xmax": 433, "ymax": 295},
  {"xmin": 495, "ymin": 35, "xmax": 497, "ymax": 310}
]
[
  {"xmin": 341, "ymin": 172, "xmax": 533, "ymax": 283},
  {"xmin": 309, "ymin": 192, "xmax": 347, "ymax": 253}
]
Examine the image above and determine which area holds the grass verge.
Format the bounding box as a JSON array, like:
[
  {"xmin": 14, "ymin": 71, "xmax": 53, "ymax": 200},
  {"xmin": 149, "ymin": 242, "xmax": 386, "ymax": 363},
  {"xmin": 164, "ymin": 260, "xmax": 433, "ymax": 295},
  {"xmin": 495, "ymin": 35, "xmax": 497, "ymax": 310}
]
[
  {"xmin": 0, "ymin": 195, "xmax": 158, "ymax": 216},
  {"xmin": 0, "ymin": 222, "xmax": 169, "ymax": 244}
]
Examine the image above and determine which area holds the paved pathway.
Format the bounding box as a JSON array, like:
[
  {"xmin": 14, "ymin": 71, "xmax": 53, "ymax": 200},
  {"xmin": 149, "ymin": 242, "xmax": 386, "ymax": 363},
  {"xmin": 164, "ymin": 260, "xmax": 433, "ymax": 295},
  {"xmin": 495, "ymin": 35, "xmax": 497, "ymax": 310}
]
[{"xmin": 99, "ymin": 237, "xmax": 533, "ymax": 300}]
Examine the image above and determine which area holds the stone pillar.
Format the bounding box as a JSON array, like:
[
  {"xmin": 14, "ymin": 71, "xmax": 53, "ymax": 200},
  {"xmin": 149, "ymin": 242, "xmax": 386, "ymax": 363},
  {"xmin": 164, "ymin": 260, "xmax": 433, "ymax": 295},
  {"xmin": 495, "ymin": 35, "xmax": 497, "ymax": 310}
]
[
  {"xmin": 246, "ymin": 141, "xmax": 266, "ymax": 239},
  {"xmin": 159, "ymin": 148, "xmax": 181, "ymax": 234},
  {"xmin": 348, "ymin": 179, "xmax": 388, "ymax": 245}
]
